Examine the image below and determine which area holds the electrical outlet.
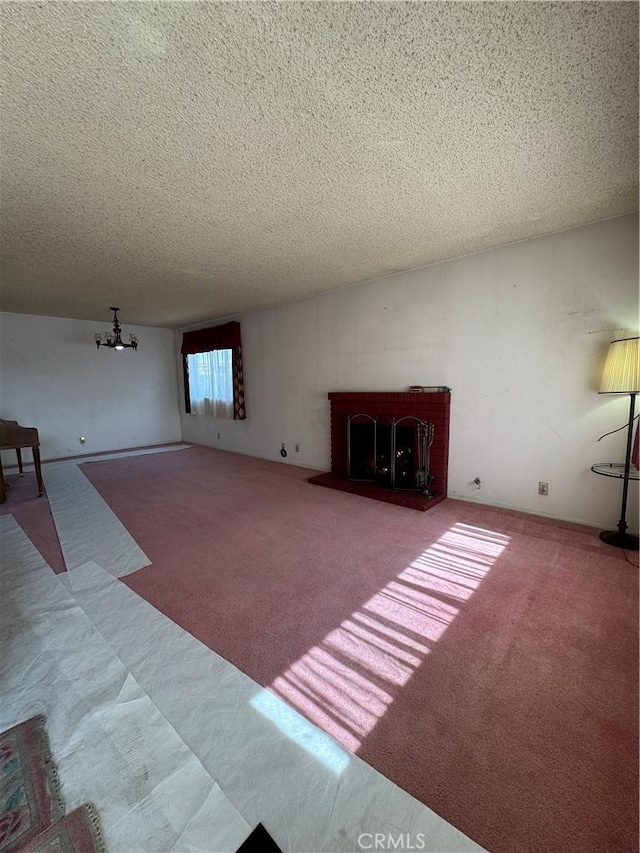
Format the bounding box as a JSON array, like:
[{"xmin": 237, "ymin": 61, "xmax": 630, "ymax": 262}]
[
  {"xmin": 217, "ymin": 433, "xmax": 220, "ymax": 439},
  {"xmin": 79, "ymin": 436, "xmax": 86, "ymax": 444},
  {"xmin": 295, "ymin": 444, "xmax": 300, "ymax": 453},
  {"xmin": 538, "ymin": 481, "xmax": 549, "ymax": 496}
]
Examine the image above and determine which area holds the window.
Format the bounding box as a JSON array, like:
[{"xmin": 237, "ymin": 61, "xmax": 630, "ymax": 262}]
[
  {"xmin": 187, "ymin": 349, "xmax": 234, "ymax": 418},
  {"xmin": 180, "ymin": 321, "xmax": 246, "ymax": 420}
]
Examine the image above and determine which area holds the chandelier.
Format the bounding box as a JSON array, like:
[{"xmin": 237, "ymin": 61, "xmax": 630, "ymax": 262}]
[{"xmin": 94, "ymin": 307, "xmax": 139, "ymax": 351}]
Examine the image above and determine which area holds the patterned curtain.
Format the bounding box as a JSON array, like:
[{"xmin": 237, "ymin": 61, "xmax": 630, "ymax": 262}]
[
  {"xmin": 181, "ymin": 322, "xmax": 246, "ymax": 420},
  {"xmin": 232, "ymin": 346, "xmax": 246, "ymax": 420}
]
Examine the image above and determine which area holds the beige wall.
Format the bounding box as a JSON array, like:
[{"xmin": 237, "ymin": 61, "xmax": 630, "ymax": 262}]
[
  {"xmin": 1, "ymin": 312, "xmax": 181, "ymax": 461},
  {"xmin": 180, "ymin": 214, "xmax": 639, "ymax": 530}
]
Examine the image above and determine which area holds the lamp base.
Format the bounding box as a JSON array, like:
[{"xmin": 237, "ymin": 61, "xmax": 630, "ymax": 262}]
[{"xmin": 599, "ymin": 530, "xmax": 639, "ymax": 550}]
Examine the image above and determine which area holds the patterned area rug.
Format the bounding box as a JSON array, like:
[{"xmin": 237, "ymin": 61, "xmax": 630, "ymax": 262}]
[
  {"xmin": 0, "ymin": 717, "xmax": 63, "ymax": 853},
  {"xmin": 0, "ymin": 718, "xmax": 104, "ymax": 853},
  {"xmin": 16, "ymin": 805, "xmax": 105, "ymax": 853}
]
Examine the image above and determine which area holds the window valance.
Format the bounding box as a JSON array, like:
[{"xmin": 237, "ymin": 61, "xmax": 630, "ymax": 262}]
[{"xmin": 180, "ymin": 321, "xmax": 242, "ymax": 355}]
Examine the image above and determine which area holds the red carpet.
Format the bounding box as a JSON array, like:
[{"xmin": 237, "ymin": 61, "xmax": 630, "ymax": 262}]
[
  {"xmin": 7, "ymin": 446, "xmax": 638, "ymax": 853},
  {"xmin": 0, "ymin": 474, "xmax": 65, "ymax": 573}
]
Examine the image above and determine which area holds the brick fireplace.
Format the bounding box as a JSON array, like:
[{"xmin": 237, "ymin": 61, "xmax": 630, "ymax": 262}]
[{"xmin": 308, "ymin": 390, "xmax": 451, "ymax": 511}]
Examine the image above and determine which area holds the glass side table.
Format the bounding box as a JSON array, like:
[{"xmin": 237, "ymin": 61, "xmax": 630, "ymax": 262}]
[
  {"xmin": 591, "ymin": 463, "xmax": 640, "ymax": 480},
  {"xmin": 591, "ymin": 463, "xmax": 639, "ymax": 550}
]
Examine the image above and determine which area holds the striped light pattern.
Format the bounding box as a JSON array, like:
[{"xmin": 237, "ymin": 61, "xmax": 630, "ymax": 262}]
[{"xmin": 599, "ymin": 337, "xmax": 640, "ymax": 394}]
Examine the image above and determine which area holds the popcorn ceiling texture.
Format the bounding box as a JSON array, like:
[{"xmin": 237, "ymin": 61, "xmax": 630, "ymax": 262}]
[{"xmin": 1, "ymin": 1, "xmax": 638, "ymax": 328}]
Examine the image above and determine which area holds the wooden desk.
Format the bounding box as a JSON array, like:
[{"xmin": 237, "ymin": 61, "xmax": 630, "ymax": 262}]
[{"xmin": 0, "ymin": 419, "xmax": 44, "ymax": 503}]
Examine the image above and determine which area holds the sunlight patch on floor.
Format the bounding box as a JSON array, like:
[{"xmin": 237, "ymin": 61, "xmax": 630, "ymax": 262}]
[
  {"xmin": 266, "ymin": 522, "xmax": 510, "ymax": 756},
  {"xmin": 249, "ymin": 688, "xmax": 351, "ymax": 774}
]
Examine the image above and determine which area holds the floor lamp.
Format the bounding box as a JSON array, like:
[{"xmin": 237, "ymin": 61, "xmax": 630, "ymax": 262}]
[{"xmin": 598, "ymin": 336, "xmax": 640, "ymax": 550}]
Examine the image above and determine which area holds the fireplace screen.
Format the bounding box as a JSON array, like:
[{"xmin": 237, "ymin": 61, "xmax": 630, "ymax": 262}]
[{"xmin": 347, "ymin": 414, "xmax": 435, "ymax": 493}]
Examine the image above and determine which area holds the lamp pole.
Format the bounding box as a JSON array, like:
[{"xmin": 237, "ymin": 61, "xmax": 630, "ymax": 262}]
[
  {"xmin": 598, "ymin": 336, "xmax": 640, "ymax": 551},
  {"xmin": 599, "ymin": 392, "xmax": 638, "ymax": 548}
]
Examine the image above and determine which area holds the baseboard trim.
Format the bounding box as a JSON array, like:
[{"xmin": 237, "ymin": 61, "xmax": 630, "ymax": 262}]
[{"xmin": 2, "ymin": 440, "xmax": 187, "ymax": 470}]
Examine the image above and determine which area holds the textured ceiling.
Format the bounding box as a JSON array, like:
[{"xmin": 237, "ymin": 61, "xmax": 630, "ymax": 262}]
[{"xmin": 1, "ymin": 2, "xmax": 638, "ymax": 329}]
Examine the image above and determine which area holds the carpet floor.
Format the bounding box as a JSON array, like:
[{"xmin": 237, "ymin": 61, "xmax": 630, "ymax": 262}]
[
  {"xmin": 6, "ymin": 446, "xmax": 638, "ymax": 853},
  {"xmin": 0, "ymin": 474, "xmax": 65, "ymax": 573}
]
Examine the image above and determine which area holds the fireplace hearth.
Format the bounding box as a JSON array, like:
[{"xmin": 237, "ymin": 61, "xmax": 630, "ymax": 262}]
[{"xmin": 309, "ymin": 390, "xmax": 451, "ymax": 511}]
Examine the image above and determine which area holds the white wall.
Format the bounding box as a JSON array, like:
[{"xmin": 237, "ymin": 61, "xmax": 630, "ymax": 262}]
[
  {"xmin": 180, "ymin": 214, "xmax": 639, "ymax": 531},
  {"xmin": 1, "ymin": 312, "xmax": 181, "ymax": 461}
]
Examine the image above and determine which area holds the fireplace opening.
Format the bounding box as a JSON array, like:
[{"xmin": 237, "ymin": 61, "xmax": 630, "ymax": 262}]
[
  {"xmin": 347, "ymin": 415, "xmax": 376, "ymax": 481},
  {"xmin": 348, "ymin": 415, "xmax": 435, "ymax": 494},
  {"xmin": 376, "ymin": 423, "xmax": 392, "ymax": 487}
]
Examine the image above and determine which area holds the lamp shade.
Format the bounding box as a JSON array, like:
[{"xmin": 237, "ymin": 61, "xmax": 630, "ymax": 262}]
[{"xmin": 599, "ymin": 336, "xmax": 640, "ymax": 394}]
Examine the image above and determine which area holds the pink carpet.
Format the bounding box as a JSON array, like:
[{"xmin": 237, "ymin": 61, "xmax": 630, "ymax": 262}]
[
  {"xmin": 7, "ymin": 446, "xmax": 638, "ymax": 853},
  {"xmin": 0, "ymin": 474, "xmax": 65, "ymax": 573}
]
